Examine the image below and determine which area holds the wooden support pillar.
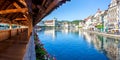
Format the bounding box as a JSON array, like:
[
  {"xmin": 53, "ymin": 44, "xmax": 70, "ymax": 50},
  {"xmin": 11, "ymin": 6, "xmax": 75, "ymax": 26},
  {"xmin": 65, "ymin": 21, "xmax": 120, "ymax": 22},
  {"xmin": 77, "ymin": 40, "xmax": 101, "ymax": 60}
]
[
  {"xmin": 17, "ymin": 25, "xmax": 20, "ymax": 35},
  {"xmin": 27, "ymin": 18, "xmax": 33, "ymax": 38},
  {"xmin": 9, "ymin": 24, "xmax": 12, "ymax": 38}
]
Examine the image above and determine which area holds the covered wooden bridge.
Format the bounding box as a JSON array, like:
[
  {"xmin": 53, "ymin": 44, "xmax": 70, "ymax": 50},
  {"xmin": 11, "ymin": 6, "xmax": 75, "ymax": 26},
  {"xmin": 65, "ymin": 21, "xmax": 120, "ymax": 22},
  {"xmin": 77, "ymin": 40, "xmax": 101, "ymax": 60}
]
[{"xmin": 0, "ymin": 0, "xmax": 69, "ymax": 60}]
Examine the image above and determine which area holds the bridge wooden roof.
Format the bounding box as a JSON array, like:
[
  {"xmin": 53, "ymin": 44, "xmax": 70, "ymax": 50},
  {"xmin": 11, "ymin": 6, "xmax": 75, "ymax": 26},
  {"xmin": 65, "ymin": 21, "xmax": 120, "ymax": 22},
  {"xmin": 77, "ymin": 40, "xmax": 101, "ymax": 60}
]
[{"xmin": 0, "ymin": 0, "xmax": 69, "ymax": 26}]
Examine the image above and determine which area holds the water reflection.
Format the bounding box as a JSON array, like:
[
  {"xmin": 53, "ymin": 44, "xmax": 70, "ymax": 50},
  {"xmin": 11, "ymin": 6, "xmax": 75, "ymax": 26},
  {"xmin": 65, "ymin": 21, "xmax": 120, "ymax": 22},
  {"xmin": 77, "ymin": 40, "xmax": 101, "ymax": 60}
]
[
  {"xmin": 61, "ymin": 28, "xmax": 79, "ymax": 34},
  {"xmin": 61, "ymin": 28, "xmax": 69, "ymax": 34},
  {"xmin": 38, "ymin": 28, "xmax": 120, "ymax": 60},
  {"xmin": 83, "ymin": 32, "xmax": 92, "ymax": 44},
  {"xmin": 81, "ymin": 30, "xmax": 120, "ymax": 60},
  {"xmin": 44, "ymin": 27, "xmax": 56, "ymax": 40}
]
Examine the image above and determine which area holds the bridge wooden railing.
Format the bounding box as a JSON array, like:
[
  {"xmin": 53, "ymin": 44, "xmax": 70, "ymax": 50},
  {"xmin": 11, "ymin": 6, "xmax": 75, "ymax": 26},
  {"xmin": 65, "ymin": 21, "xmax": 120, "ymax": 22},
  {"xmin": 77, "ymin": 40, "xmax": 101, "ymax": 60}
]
[
  {"xmin": 0, "ymin": 28, "xmax": 28, "ymax": 41},
  {"xmin": 0, "ymin": 28, "xmax": 36, "ymax": 60}
]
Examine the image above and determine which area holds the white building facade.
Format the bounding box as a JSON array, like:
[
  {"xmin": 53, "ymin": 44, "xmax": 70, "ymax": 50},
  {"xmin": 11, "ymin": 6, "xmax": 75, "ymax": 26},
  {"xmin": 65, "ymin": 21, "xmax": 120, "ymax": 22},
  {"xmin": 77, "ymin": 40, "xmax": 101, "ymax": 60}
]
[
  {"xmin": 108, "ymin": 0, "xmax": 120, "ymax": 32},
  {"xmin": 44, "ymin": 20, "xmax": 57, "ymax": 26},
  {"xmin": 83, "ymin": 16, "xmax": 93, "ymax": 30}
]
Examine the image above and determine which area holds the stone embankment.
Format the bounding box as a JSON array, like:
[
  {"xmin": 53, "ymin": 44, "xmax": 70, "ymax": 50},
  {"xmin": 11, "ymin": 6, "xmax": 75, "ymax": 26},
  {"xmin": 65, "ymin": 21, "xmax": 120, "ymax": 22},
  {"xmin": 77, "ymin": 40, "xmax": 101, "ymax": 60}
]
[{"xmin": 80, "ymin": 29, "xmax": 120, "ymax": 39}]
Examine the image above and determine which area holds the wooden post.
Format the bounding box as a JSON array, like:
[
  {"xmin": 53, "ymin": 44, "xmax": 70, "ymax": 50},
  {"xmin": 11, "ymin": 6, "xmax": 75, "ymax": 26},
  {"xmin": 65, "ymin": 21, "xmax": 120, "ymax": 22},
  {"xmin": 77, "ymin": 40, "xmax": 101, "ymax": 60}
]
[
  {"xmin": 28, "ymin": 19, "xmax": 33, "ymax": 38},
  {"xmin": 17, "ymin": 25, "xmax": 19, "ymax": 35},
  {"xmin": 9, "ymin": 24, "xmax": 12, "ymax": 38}
]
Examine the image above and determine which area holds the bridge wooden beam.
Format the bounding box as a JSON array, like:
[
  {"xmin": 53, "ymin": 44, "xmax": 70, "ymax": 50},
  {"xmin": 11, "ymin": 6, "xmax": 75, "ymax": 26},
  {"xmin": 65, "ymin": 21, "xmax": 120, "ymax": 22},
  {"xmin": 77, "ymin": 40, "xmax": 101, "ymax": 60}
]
[
  {"xmin": 0, "ymin": 8, "xmax": 28, "ymax": 14},
  {"xmin": 34, "ymin": 0, "xmax": 60, "ymax": 25},
  {"xmin": 0, "ymin": 18, "xmax": 11, "ymax": 23},
  {"xmin": 18, "ymin": 0, "xmax": 27, "ymax": 7},
  {"xmin": 13, "ymin": 2, "xmax": 21, "ymax": 9},
  {"xmin": 13, "ymin": 2, "xmax": 29, "ymax": 21},
  {"xmin": 14, "ymin": 18, "xmax": 27, "ymax": 21},
  {"xmin": 42, "ymin": 0, "xmax": 46, "ymax": 6}
]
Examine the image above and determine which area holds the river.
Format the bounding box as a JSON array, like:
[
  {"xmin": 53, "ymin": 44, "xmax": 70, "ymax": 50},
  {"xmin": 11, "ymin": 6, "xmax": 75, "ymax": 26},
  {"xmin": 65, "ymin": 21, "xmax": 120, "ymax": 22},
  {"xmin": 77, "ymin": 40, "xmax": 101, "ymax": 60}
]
[{"xmin": 37, "ymin": 28, "xmax": 120, "ymax": 60}]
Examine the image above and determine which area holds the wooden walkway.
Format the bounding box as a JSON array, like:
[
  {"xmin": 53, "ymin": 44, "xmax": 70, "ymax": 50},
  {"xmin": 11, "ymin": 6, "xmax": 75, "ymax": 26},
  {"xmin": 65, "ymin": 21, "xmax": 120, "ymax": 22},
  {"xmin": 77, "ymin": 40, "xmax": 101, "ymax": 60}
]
[{"xmin": 0, "ymin": 30, "xmax": 29, "ymax": 60}]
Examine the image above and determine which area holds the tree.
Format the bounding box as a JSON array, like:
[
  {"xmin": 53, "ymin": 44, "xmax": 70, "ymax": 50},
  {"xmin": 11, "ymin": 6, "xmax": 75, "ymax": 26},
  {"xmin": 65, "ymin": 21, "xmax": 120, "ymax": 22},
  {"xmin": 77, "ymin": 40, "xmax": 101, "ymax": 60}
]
[
  {"xmin": 71, "ymin": 20, "xmax": 83, "ymax": 25},
  {"xmin": 96, "ymin": 24, "xmax": 104, "ymax": 29}
]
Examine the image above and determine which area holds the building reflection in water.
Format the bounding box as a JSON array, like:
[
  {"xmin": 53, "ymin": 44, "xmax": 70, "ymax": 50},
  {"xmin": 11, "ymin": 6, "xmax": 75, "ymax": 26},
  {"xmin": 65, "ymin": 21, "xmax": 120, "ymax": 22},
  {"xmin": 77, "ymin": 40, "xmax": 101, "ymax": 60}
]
[
  {"xmin": 83, "ymin": 32, "xmax": 92, "ymax": 44},
  {"xmin": 79, "ymin": 30, "xmax": 120, "ymax": 60},
  {"xmin": 44, "ymin": 28, "xmax": 120, "ymax": 60},
  {"xmin": 61, "ymin": 28, "xmax": 69, "ymax": 34},
  {"xmin": 44, "ymin": 27, "xmax": 79, "ymax": 40},
  {"xmin": 79, "ymin": 29, "xmax": 83, "ymax": 37},
  {"xmin": 44, "ymin": 27, "xmax": 56, "ymax": 40},
  {"xmin": 62, "ymin": 28, "xmax": 79, "ymax": 35}
]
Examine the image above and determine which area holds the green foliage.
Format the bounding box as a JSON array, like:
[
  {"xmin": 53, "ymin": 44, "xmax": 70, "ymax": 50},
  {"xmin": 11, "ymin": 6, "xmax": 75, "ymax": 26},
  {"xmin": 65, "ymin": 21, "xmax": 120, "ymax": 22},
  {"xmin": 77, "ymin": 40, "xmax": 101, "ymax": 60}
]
[
  {"xmin": 61, "ymin": 20, "xmax": 71, "ymax": 23},
  {"xmin": 78, "ymin": 26, "xmax": 82, "ymax": 28},
  {"xmin": 57, "ymin": 20, "xmax": 83, "ymax": 25},
  {"xmin": 71, "ymin": 20, "xmax": 83, "ymax": 25},
  {"xmin": 96, "ymin": 24, "xmax": 104, "ymax": 29},
  {"xmin": 34, "ymin": 34, "xmax": 47, "ymax": 60},
  {"xmin": 34, "ymin": 33, "xmax": 56, "ymax": 60},
  {"xmin": 35, "ymin": 44, "xmax": 47, "ymax": 60}
]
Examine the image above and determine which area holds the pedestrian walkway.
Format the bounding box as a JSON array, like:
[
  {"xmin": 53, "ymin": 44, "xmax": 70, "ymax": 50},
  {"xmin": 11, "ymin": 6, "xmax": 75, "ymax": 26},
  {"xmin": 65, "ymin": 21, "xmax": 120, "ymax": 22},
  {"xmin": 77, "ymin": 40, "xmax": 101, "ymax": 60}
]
[{"xmin": 0, "ymin": 29, "xmax": 29, "ymax": 60}]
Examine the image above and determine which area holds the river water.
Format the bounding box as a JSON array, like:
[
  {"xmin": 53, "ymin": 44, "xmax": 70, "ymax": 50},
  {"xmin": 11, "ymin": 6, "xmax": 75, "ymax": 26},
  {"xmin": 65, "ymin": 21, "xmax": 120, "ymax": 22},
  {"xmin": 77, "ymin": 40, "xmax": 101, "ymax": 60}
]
[{"xmin": 37, "ymin": 28, "xmax": 120, "ymax": 60}]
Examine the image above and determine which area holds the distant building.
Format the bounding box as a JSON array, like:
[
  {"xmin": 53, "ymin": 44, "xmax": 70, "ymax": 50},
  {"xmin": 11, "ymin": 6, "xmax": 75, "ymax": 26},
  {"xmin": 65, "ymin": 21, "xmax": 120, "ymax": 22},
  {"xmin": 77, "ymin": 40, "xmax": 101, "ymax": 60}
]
[
  {"xmin": 83, "ymin": 0, "xmax": 120, "ymax": 33},
  {"xmin": 94, "ymin": 9, "xmax": 102, "ymax": 25},
  {"xmin": 83, "ymin": 9, "xmax": 109, "ymax": 32},
  {"xmin": 61, "ymin": 22, "xmax": 69, "ymax": 29},
  {"xmin": 118, "ymin": 0, "xmax": 120, "ymax": 32},
  {"xmin": 92, "ymin": 9, "xmax": 108, "ymax": 32},
  {"xmin": 79, "ymin": 21, "xmax": 84, "ymax": 28},
  {"xmin": 44, "ymin": 20, "xmax": 57, "ymax": 26},
  {"xmin": 102, "ymin": 10, "xmax": 108, "ymax": 32},
  {"xmin": 83, "ymin": 15, "xmax": 93, "ymax": 30},
  {"xmin": 107, "ymin": 0, "xmax": 120, "ymax": 31},
  {"xmin": 98, "ymin": 10, "xmax": 108, "ymax": 32}
]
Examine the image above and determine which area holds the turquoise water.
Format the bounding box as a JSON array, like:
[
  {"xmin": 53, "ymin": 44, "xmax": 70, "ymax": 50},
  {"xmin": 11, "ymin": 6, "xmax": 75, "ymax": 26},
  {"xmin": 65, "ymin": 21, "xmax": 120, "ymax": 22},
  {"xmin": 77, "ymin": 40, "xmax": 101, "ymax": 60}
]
[{"xmin": 37, "ymin": 28, "xmax": 120, "ymax": 60}]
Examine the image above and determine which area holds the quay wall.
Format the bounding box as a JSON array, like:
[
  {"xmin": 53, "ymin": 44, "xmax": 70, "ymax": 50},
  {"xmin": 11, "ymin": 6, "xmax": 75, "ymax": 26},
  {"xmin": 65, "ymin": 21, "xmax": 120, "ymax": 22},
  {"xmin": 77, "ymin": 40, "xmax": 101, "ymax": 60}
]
[
  {"xmin": 80, "ymin": 29, "xmax": 120, "ymax": 39},
  {"xmin": 23, "ymin": 30, "xmax": 36, "ymax": 60}
]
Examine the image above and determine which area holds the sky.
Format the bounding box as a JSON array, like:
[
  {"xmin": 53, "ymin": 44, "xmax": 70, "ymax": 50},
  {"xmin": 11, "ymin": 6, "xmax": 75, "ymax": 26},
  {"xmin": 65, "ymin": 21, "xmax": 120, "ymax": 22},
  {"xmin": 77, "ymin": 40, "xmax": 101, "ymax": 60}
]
[{"xmin": 43, "ymin": 0, "xmax": 111, "ymax": 21}]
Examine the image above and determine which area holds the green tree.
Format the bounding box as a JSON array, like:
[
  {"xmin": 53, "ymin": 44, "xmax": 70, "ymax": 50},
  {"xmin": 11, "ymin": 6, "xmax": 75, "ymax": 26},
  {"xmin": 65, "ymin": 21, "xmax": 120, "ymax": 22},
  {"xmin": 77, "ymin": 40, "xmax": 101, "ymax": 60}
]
[{"xmin": 71, "ymin": 20, "xmax": 83, "ymax": 25}]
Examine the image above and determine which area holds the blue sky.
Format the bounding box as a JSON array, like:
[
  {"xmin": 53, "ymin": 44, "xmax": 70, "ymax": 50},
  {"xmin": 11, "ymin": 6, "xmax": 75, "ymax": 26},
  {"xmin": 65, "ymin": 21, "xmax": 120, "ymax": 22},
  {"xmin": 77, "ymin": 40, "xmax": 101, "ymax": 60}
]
[{"xmin": 43, "ymin": 0, "xmax": 111, "ymax": 21}]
